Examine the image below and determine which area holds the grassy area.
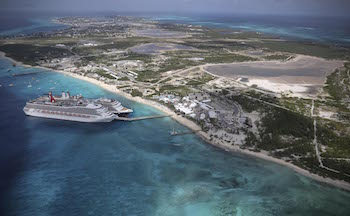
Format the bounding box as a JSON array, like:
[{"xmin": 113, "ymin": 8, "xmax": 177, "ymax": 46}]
[
  {"xmin": 136, "ymin": 70, "xmax": 161, "ymax": 83},
  {"xmin": 195, "ymin": 28, "xmax": 275, "ymax": 40},
  {"xmin": 186, "ymin": 73, "xmax": 215, "ymax": 86},
  {"xmin": 78, "ymin": 55, "xmax": 114, "ymax": 66},
  {"xmin": 182, "ymin": 40, "xmax": 253, "ymax": 51},
  {"xmin": 159, "ymin": 85, "xmax": 193, "ymax": 97},
  {"xmin": 120, "ymin": 52, "xmax": 153, "ymax": 63},
  {"xmin": 159, "ymin": 77, "xmax": 172, "ymax": 84},
  {"xmin": 118, "ymin": 76, "xmax": 130, "ymax": 81},
  {"xmin": 203, "ymin": 53, "xmax": 256, "ymax": 63},
  {"xmin": 94, "ymin": 69, "xmax": 116, "ymax": 80},
  {"xmin": 250, "ymin": 40, "xmax": 350, "ymax": 60},
  {"xmin": 158, "ymin": 57, "xmax": 198, "ymax": 72},
  {"xmin": 131, "ymin": 89, "xmax": 143, "ymax": 97},
  {"xmin": 280, "ymin": 97, "xmax": 310, "ymax": 115}
]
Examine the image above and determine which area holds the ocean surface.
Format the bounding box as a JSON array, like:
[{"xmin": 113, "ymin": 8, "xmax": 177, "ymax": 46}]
[
  {"xmin": 0, "ymin": 11, "xmax": 68, "ymax": 36},
  {"xmin": 1, "ymin": 12, "xmax": 350, "ymax": 215},
  {"xmin": 149, "ymin": 14, "xmax": 350, "ymax": 46}
]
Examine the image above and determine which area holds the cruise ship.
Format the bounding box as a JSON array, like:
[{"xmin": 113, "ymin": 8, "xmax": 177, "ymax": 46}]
[
  {"xmin": 23, "ymin": 91, "xmax": 133, "ymax": 123},
  {"xmin": 94, "ymin": 97, "xmax": 133, "ymax": 116}
]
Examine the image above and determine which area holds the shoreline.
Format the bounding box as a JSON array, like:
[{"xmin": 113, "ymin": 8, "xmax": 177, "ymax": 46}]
[{"xmin": 1, "ymin": 52, "xmax": 350, "ymax": 192}]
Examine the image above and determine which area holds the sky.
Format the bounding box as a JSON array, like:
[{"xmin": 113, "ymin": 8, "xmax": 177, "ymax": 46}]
[{"xmin": 1, "ymin": 0, "xmax": 350, "ymax": 16}]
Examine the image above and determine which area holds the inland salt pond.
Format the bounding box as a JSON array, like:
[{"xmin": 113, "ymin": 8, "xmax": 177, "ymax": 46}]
[
  {"xmin": 1, "ymin": 58, "xmax": 350, "ymax": 215},
  {"xmin": 129, "ymin": 43, "xmax": 194, "ymax": 55},
  {"xmin": 204, "ymin": 55, "xmax": 344, "ymax": 96},
  {"xmin": 132, "ymin": 29, "xmax": 188, "ymax": 38}
]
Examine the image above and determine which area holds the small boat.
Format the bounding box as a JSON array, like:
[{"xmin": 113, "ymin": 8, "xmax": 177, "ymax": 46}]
[
  {"xmin": 27, "ymin": 85, "xmax": 32, "ymax": 88},
  {"xmin": 7, "ymin": 69, "xmax": 11, "ymax": 72},
  {"xmin": 173, "ymin": 143, "xmax": 183, "ymax": 146},
  {"xmin": 170, "ymin": 127, "xmax": 178, "ymax": 136},
  {"xmin": 9, "ymin": 84, "xmax": 14, "ymax": 87}
]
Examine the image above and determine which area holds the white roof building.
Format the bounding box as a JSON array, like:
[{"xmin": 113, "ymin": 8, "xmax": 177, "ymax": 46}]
[{"xmin": 209, "ymin": 110, "xmax": 217, "ymax": 119}]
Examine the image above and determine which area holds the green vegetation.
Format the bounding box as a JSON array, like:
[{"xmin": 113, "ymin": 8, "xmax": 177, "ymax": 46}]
[
  {"xmin": 131, "ymin": 89, "xmax": 143, "ymax": 97},
  {"xmin": 121, "ymin": 52, "xmax": 153, "ymax": 63},
  {"xmin": 0, "ymin": 44, "xmax": 72, "ymax": 66},
  {"xmin": 264, "ymin": 54, "xmax": 291, "ymax": 61},
  {"xmin": 281, "ymin": 97, "xmax": 310, "ymax": 115},
  {"xmin": 231, "ymin": 95, "xmax": 265, "ymax": 113},
  {"xmin": 159, "ymin": 57, "xmax": 198, "ymax": 72},
  {"xmin": 78, "ymin": 55, "xmax": 111, "ymax": 66},
  {"xmin": 73, "ymin": 40, "xmax": 146, "ymax": 56},
  {"xmin": 250, "ymin": 40, "xmax": 350, "ymax": 60},
  {"xmin": 324, "ymin": 64, "xmax": 350, "ymax": 100},
  {"xmin": 182, "ymin": 40, "xmax": 252, "ymax": 51},
  {"xmin": 159, "ymin": 77, "xmax": 172, "ymax": 84},
  {"xmin": 94, "ymin": 69, "xmax": 116, "ymax": 80},
  {"xmin": 186, "ymin": 73, "xmax": 215, "ymax": 86},
  {"xmin": 258, "ymin": 108, "xmax": 314, "ymax": 151},
  {"xmin": 118, "ymin": 76, "xmax": 130, "ymax": 81},
  {"xmin": 159, "ymin": 85, "xmax": 193, "ymax": 97},
  {"xmin": 136, "ymin": 70, "xmax": 161, "ymax": 83},
  {"xmin": 244, "ymin": 131, "xmax": 259, "ymax": 147},
  {"xmin": 317, "ymin": 120, "xmax": 350, "ymax": 158},
  {"xmin": 323, "ymin": 159, "xmax": 350, "ymax": 176},
  {"xmin": 203, "ymin": 53, "xmax": 256, "ymax": 63}
]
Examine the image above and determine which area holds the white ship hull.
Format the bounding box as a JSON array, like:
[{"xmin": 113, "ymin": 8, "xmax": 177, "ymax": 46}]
[
  {"xmin": 23, "ymin": 92, "xmax": 132, "ymax": 123},
  {"xmin": 23, "ymin": 108, "xmax": 115, "ymax": 123}
]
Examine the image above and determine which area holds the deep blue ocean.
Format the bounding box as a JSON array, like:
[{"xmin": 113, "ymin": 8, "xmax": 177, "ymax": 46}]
[
  {"xmin": 1, "ymin": 11, "xmax": 350, "ymax": 216},
  {"xmin": 0, "ymin": 10, "xmax": 68, "ymax": 36}
]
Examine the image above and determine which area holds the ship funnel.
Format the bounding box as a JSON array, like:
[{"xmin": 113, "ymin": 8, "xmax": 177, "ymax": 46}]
[
  {"xmin": 66, "ymin": 91, "xmax": 70, "ymax": 99},
  {"xmin": 49, "ymin": 91, "xmax": 56, "ymax": 103},
  {"xmin": 62, "ymin": 91, "xmax": 66, "ymax": 99}
]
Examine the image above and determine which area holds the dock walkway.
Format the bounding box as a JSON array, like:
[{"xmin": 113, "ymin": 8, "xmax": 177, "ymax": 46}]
[{"xmin": 115, "ymin": 114, "xmax": 171, "ymax": 121}]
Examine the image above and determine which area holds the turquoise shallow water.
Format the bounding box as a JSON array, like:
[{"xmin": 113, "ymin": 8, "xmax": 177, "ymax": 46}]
[
  {"xmin": 1, "ymin": 59, "xmax": 350, "ymax": 215},
  {"xmin": 150, "ymin": 14, "xmax": 350, "ymax": 46}
]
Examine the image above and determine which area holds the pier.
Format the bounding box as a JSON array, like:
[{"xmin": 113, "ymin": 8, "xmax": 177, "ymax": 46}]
[{"xmin": 115, "ymin": 114, "xmax": 171, "ymax": 121}]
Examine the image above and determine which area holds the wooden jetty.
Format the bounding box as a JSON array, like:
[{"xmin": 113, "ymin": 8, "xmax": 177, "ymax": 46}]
[{"xmin": 115, "ymin": 114, "xmax": 171, "ymax": 122}]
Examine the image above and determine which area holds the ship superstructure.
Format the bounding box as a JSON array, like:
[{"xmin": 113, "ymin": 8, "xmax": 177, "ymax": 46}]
[
  {"xmin": 23, "ymin": 91, "xmax": 133, "ymax": 123},
  {"xmin": 94, "ymin": 97, "xmax": 133, "ymax": 116}
]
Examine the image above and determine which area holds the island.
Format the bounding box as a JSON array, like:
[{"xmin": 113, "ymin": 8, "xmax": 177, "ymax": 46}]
[{"xmin": 1, "ymin": 15, "xmax": 350, "ymax": 190}]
